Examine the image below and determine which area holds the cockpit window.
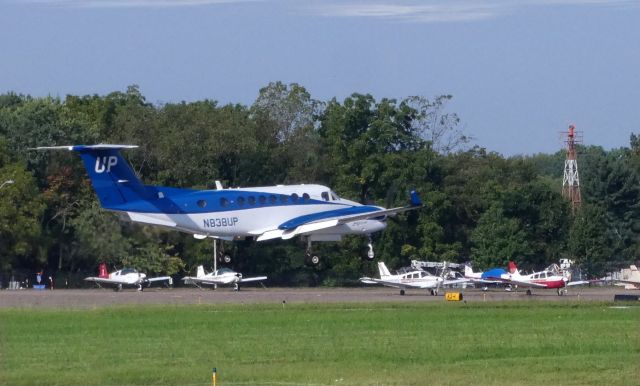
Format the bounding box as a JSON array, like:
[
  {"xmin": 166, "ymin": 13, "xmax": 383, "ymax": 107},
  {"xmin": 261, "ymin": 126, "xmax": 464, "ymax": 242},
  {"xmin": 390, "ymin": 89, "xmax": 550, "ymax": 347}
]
[
  {"xmin": 121, "ymin": 268, "xmax": 137, "ymax": 275},
  {"xmin": 291, "ymin": 193, "xmax": 299, "ymax": 202},
  {"xmin": 331, "ymin": 191, "xmax": 340, "ymax": 201},
  {"xmin": 302, "ymin": 193, "xmax": 310, "ymax": 201},
  {"xmin": 321, "ymin": 191, "xmax": 330, "ymax": 201}
]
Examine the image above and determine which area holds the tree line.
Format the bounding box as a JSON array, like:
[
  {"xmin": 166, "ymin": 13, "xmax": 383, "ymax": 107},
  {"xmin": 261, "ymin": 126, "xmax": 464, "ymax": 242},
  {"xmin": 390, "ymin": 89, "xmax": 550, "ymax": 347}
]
[{"xmin": 1, "ymin": 82, "xmax": 638, "ymax": 286}]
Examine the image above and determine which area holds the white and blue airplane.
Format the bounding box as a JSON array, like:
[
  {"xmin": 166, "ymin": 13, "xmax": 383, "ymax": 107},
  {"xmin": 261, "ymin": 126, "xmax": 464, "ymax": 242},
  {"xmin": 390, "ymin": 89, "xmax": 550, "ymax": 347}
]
[{"xmin": 35, "ymin": 144, "xmax": 422, "ymax": 264}]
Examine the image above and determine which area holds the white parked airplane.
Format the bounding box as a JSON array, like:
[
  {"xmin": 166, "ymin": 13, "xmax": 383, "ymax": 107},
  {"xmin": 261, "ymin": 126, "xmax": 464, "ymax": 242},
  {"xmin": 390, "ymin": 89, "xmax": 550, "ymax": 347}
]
[
  {"xmin": 85, "ymin": 264, "xmax": 173, "ymax": 291},
  {"xmin": 615, "ymin": 265, "xmax": 640, "ymax": 290},
  {"xmin": 360, "ymin": 262, "xmax": 468, "ymax": 296},
  {"xmin": 35, "ymin": 145, "xmax": 422, "ymax": 264},
  {"xmin": 182, "ymin": 265, "xmax": 267, "ymax": 291}
]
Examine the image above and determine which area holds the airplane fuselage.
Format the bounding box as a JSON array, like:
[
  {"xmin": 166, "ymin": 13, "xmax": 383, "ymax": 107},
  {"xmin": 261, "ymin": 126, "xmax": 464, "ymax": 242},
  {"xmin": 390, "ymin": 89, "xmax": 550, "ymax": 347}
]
[{"xmin": 111, "ymin": 184, "xmax": 387, "ymax": 240}]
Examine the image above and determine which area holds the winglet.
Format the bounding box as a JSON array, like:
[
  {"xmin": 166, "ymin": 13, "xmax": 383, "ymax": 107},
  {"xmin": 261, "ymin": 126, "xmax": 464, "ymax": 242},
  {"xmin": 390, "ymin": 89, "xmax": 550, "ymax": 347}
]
[{"xmin": 410, "ymin": 190, "xmax": 422, "ymax": 206}]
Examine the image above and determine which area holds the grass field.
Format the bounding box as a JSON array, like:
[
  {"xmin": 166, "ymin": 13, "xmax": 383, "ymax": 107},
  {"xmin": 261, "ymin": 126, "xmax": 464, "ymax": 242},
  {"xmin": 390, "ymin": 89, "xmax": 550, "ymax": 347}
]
[{"xmin": 0, "ymin": 301, "xmax": 638, "ymax": 385}]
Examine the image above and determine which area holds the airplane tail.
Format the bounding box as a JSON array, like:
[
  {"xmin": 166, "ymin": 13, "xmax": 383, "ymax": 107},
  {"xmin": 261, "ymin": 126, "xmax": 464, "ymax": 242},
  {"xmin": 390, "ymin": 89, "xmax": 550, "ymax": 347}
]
[
  {"xmin": 508, "ymin": 261, "xmax": 519, "ymax": 275},
  {"xmin": 464, "ymin": 265, "xmax": 474, "ymax": 277},
  {"xmin": 378, "ymin": 262, "xmax": 392, "ymax": 278},
  {"xmin": 196, "ymin": 265, "xmax": 205, "ymax": 278},
  {"xmin": 34, "ymin": 145, "xmax": 150, "ymax": 208},
  {"xmin": 98, "ymin": 262, "xmax": 109, "ymax": 278}
]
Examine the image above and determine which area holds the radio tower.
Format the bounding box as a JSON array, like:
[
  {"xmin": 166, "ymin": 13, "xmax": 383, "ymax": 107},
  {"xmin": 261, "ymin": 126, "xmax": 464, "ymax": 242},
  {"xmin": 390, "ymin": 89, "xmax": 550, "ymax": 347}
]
[{"xmin": 562, "ymin": 124, "xmax": 582, "ymax": 214}]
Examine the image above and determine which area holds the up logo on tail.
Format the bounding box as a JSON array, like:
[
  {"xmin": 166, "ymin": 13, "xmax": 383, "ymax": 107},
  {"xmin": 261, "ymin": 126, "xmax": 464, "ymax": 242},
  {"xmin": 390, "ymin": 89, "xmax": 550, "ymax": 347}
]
[{"xmin": 95, "ymin": 156, "xmax": 118, "ymax": 173}]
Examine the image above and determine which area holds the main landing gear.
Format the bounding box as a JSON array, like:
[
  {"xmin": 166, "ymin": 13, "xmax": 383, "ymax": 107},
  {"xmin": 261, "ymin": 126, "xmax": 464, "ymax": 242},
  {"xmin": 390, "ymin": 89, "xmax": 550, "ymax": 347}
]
[
  {"xmin": 305, "ymin": 238, "xmax": 321, "ymax": 266},
  {"xmin": 557, "ymin": 288, "xmax": 567, "ymax": 296},
  {"xmin": 304, "ymin": 235, "xmax": 376, "ymax": 266},
  {"xmin": 430, "ymin": 289, "xmax": 439, "ymax": 296},
  {"xmin": 365, "ymin": 236, "xmax": 375, "ymax": 261}
]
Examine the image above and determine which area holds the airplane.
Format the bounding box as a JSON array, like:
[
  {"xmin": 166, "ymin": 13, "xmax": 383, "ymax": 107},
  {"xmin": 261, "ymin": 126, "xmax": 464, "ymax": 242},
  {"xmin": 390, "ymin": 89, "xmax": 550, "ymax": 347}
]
[
  {"xmin": 182, "ymin": 265, "xmax": 267, "ymax": 291},
  {"xmin": 615, "ymin": 265, "xmax": 640, "ymax": 290},
  {"xmin": 463, "ymin": 265, "xmax": 509, "ymax": 290},
  {"xmin": 84, "ymin": 263, "xmax": 173, "ymax": 291},
  {"xmin": 360, "ymin": 262, "xmax": 469, "ymax": 296},
  {"xmin": 486, "ymin": 261, "xmax": 589, "ymax": 296},
  {"xmin": 34, "ymin": 144, "xmax": 423, "ymax": 265}
]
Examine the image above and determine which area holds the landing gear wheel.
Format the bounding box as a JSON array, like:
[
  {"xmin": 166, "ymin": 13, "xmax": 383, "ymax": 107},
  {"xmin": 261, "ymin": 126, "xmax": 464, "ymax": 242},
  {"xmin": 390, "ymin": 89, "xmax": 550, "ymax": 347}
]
[
  {"xmin": 431, "ymin": 289, "xmax": 438, "ymax": 296},
  {"xmin": 400, "ymin": 289, "xmax": 405, "ymax": 296},
  {"xmin": 114, "ymin": 284, "xmax": 122, "ymax": 292},
  {"xmin": 305, "ymin": 251, "xmax": 320, "ymax": 266},
  {"xmin": 138, "ymin": 284, "xmax": 143, "ymax": 292},
  {"xmin": 233, "ymin": 283, "xmax": 239, "ymax": 292},
  {"xmin": 222, "ymin": 255, "xmax": 232, "ymax": 264},
  {"xmin": 526, "ymin": 289, "xmax": 532, "ymax": 296},
  {"xmin": 365, "ymin": 236, "xmax": 375, "ymax": 261},
  {"xmin": 558, "ymin": 288, "xmax": 566, "ymax": 296}
]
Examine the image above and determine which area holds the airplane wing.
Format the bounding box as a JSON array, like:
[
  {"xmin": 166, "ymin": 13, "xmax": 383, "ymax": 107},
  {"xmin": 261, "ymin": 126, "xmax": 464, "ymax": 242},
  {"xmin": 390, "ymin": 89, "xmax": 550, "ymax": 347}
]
[
  {"xmin": 257, "ymin": 191, "xmax": 422, "ymax": 241},
  {"xmin": 359, "ymin": 277, "xmax": 437, "ymax": 289},
  {"xmin": 489, "ymin": 277, "xmax": 548, "ymax": 288},
  {"xmin": 442, "ymin": 278, "xmax": 470, "ymax": 286},
  {"xmin": 84, "ymin": 277, "xmax": 128, "ymax": 285},
  {"xmin": 182, "ymin": 276, "xmax": 231, "ymax": 285},
  {"xmin": 146, "ymin": 276, "xmax": 173, "ymax": 285},
  {"xmin": 239, "ymin": 276, "xmax": 267, "ymax": 283}
]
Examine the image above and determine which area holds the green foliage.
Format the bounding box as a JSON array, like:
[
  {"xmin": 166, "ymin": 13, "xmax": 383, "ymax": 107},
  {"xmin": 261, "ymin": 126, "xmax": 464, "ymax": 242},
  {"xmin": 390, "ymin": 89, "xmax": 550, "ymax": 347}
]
[{"xmin": 0, "ymin": 85, "xmax": 637, "ymax": 283}]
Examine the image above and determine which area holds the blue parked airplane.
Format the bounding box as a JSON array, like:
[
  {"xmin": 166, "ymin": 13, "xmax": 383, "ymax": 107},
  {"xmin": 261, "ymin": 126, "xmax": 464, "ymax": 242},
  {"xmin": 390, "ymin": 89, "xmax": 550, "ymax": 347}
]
[{"xmin": 35, "ymin": 144, "xmax": 422, "ymax": 264}]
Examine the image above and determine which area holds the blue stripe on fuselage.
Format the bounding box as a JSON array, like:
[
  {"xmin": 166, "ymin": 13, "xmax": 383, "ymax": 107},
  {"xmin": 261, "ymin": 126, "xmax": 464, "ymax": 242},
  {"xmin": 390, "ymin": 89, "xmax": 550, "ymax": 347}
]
[
  {"xmin": 278, "ymin": 206, "xmax": 382, "ymax": 230},
  {"xmin": 104, "ymin": 187, "xmax": 343, "ymax": 214}
]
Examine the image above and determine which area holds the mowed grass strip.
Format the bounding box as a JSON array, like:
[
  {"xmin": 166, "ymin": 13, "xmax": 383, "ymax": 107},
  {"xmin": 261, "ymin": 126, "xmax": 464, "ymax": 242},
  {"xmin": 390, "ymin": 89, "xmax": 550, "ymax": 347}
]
[{"xmin": 0, "ymin": 302, "xmax": 638, "ymax": 385}]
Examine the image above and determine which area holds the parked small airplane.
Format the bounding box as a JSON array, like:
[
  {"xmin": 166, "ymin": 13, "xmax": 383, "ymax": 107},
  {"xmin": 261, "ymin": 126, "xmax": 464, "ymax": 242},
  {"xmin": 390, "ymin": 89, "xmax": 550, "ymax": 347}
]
[
  {"xmin": 463, "ymin": 265, "xmax": 509, "ymax": 290},
  {"xmin": 615, "ymin": 265, "xmax": 640, "ymax": 290},
  {"xmin": 486, "ymin": 262, "xmax": 589, "ymax": 296},
  {"xmin": 35, "ymin": 145, "xmax": 422, "ymax": 264},
  {"xmin": 360, "ymin": 262, "xmax": 468, "ymax": 296},
  {"xmin": 84, "ymin": 263, "xmax": 173, "ymax": 291},
  {"xmin": 182, "ymin": 265, "xmax": 267, "ymax": 291}
]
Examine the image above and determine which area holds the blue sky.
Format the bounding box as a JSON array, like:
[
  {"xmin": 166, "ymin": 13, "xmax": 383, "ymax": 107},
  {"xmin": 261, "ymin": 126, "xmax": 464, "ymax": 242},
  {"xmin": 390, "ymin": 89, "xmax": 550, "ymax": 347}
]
[{"xmin": 1, "ymin": 0, "xmax": 639, "ymax": 155}]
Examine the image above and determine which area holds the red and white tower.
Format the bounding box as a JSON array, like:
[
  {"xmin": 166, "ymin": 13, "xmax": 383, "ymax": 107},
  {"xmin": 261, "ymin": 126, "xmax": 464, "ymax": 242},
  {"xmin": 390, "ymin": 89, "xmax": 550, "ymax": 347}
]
[{"xmin": 562, "ymin": 124, "xmax": 582, "ymax": 214}]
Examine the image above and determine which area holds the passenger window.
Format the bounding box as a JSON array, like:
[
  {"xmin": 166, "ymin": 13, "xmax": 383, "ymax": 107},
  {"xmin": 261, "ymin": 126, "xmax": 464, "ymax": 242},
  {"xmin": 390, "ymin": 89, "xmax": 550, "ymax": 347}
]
[
  {"xmin": 302, "ymin": 193, "xmax": 310, "ymax": 201},
  {"xmin": 197, "ymin": 200, "xmax": 207, "ymax": 208},
  {"xmin": 321, "ymin": 192, "xmax": 330, "ymax": 201},
  {"xmin": 248, "ymin": 196, "xmax": 256, "ymax": 205},
  {"xmin": 269, "ymin": 195, "xmax": 277, "ymax": 204},
  {"xmin": 291, "ymin": 193, "xmax": 299, "ymax": 202},
  {"xmin": 259, "ymin": 195, "xmax": 266, "ymax": 205},
  {"xmin": 237, "ymin": 197, "xmax": 245, "ymax": 206},
  {"xmin": 220, "ymin": 197, "xmax": 229, "ymax": 207}
]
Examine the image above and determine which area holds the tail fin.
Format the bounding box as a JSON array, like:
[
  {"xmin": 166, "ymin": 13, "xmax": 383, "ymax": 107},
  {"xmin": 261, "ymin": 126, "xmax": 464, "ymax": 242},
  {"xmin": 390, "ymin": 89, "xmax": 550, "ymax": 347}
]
[
  {"xmin": 196, "ymin": 265, "xmax": 205, "ymax": 278},
  {"xmin": 378, "ymin": 262, "xmax": 391, "ymax": 278},
  {"xmin": 35, "ymin": 145, "xmax": 149, "ymax": 208},
  {"xmin": 464, "ymin": 265, "xmax": 474, "ymax": 277},
  {"xmin": 98, "ymin": 263, "xmax": 109, "ymax": 278},
  {"xmin": 508, "ymin": 261, "xmax": 519, "ymax": 275}
]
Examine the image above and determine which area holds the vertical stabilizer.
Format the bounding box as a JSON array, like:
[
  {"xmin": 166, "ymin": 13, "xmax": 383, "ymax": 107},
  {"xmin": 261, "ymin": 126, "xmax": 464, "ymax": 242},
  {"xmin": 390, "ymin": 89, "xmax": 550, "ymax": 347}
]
[
  {"xmin": 508, "ymin": 261, "xmax": 519, "ymax": 275},
  {"xmin": 196, "ymin": 265, "xmax": 205, "ymax": 278},
  {"xmin": 378, "ymin": 262, "xmax": 392, "ymax": 278},
  {"xmin": 34, "ymin": 145, "xmax": 149, "ymax": 208},
  {"xmin": 98, "ymin": 263, "xmax": 108, "ymax": 278}
]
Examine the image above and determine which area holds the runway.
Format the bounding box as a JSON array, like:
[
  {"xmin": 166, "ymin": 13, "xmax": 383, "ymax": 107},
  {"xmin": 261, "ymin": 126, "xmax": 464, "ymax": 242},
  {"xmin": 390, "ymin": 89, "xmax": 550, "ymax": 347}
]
[{"xmin": 0, "ymin": 286, "xmax": 636, "ymax": 309}]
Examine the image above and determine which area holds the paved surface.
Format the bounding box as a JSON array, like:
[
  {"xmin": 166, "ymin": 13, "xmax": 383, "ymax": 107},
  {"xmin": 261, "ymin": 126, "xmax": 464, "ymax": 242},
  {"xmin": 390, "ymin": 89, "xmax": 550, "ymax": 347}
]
[{"xmin": 0, "ymin": 286, "xmax": 637, "ymax": 309}]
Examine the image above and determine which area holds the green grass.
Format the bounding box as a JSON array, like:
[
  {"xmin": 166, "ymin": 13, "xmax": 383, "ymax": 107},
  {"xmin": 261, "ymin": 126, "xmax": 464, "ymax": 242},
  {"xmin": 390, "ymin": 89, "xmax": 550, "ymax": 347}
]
[{"xmin": 0, "ymin": 302, "xmax": 638, "ymax": 385}]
